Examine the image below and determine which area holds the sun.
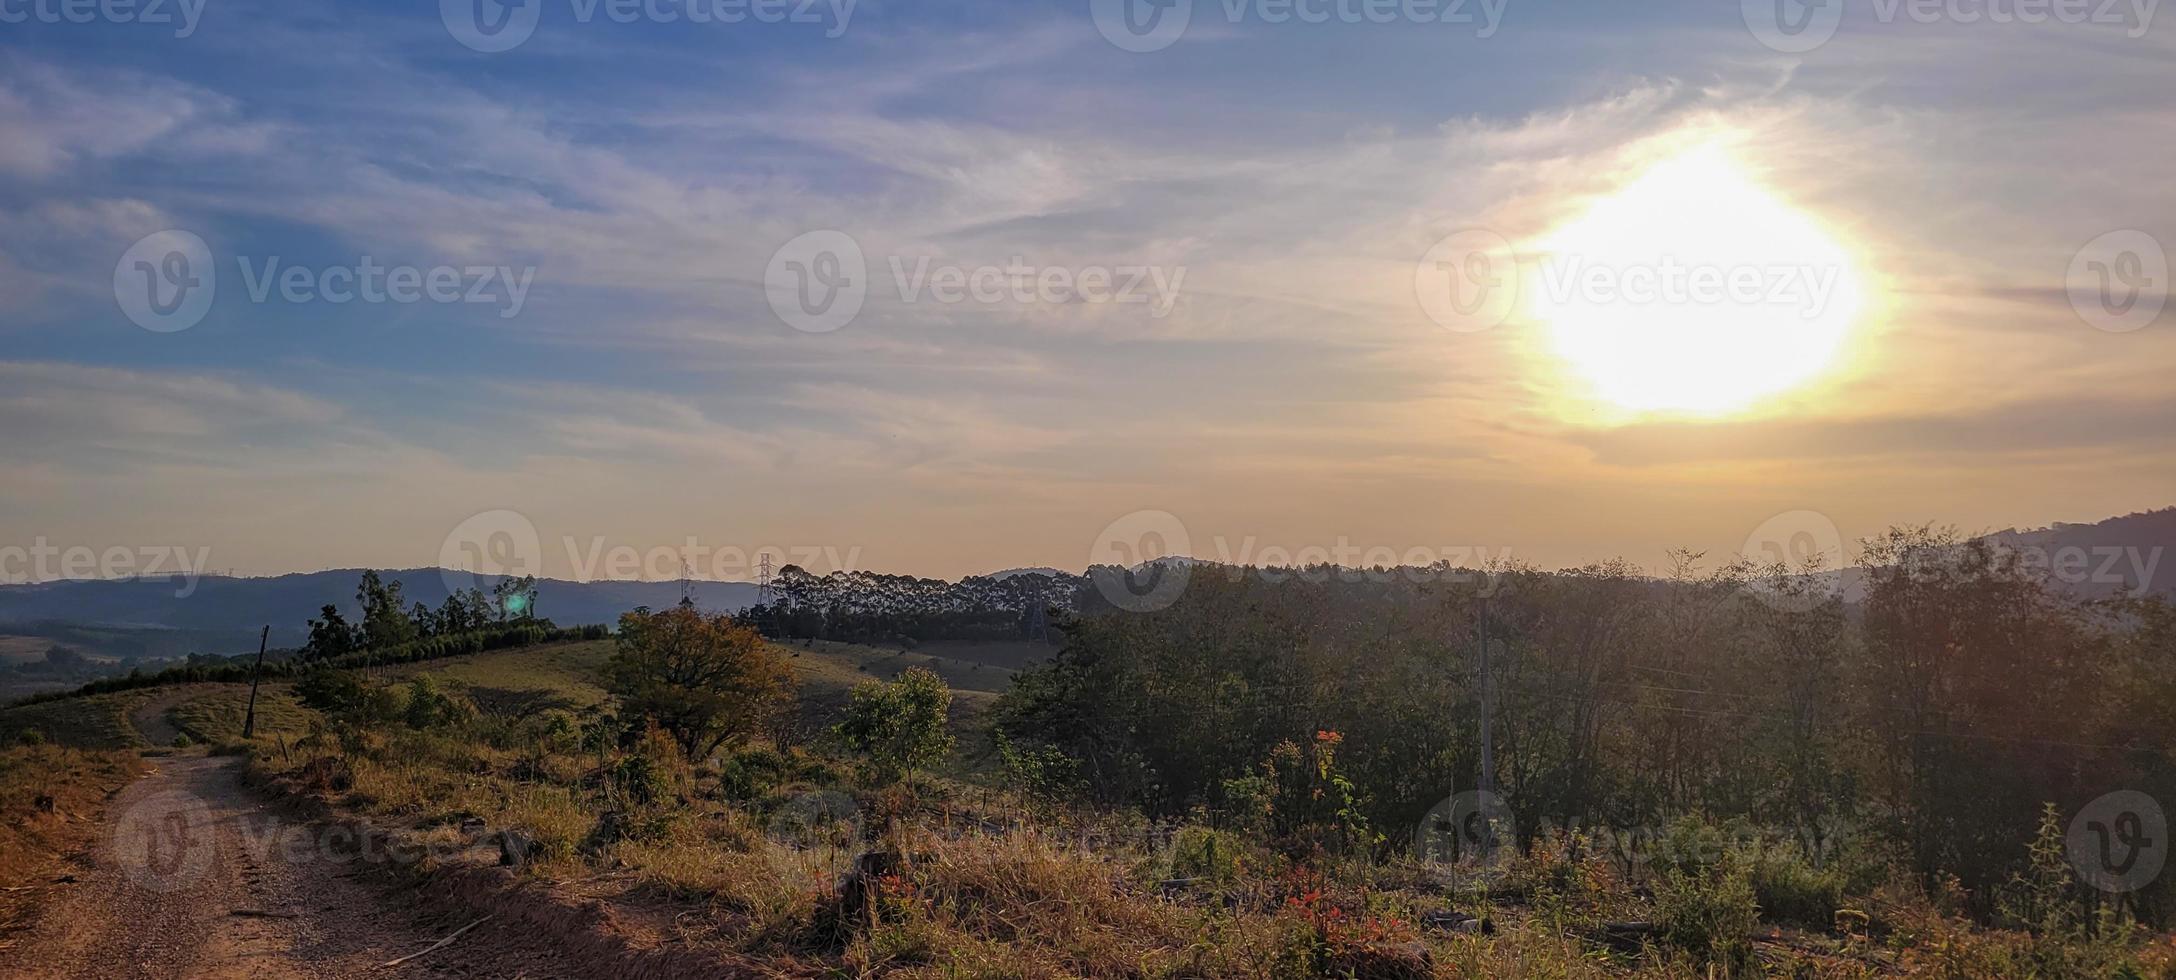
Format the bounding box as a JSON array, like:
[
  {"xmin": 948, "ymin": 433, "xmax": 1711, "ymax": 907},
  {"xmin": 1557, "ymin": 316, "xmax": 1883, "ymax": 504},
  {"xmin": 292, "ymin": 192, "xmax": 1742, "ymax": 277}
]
[{"xmin": 1526, "ymin": 144, "xmax": 1867, "ymax": 416}]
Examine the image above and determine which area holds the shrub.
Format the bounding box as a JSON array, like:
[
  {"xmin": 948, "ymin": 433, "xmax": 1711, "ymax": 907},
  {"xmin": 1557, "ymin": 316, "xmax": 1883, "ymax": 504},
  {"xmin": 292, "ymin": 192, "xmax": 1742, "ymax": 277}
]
[
  {"xmin": 716, "ymin": 743, "xmax": 791, "ymax": 802},
  {"xmin": 832, "ymin": 666, "xmax": 954, "ymax": 780},
  {"xmin": 1656, "ymin": 850, "xmax": 1759, "ymax": 974},
  {"xmin": 607, "ymin": 723, "xmax": 693, "ymax": 809},
  {"xmin": 1169, "ymin": 826, "xmax": 1247, "ymax": 884},
  {"xmin": 15, "ymin": 729, "xmax": 44, "ymax": 747},
  {"xmin": 400, "ymin": 676, "xmax": 477, "ymax": 730},
  {"xmin": 1749, "ymin": 847, "xmax": 1844, "ymax": 929}
]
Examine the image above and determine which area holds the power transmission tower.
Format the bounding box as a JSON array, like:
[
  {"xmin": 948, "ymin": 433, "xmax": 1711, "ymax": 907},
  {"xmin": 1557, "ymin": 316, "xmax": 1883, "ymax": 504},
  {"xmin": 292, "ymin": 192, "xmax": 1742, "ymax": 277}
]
[
  {"xmin": 757, "ymin": 552, "xmax": 774, "ymax": 603},
  {"xmin": 680, "ymin": 558, "xmax": 695, "ymax": 607}
]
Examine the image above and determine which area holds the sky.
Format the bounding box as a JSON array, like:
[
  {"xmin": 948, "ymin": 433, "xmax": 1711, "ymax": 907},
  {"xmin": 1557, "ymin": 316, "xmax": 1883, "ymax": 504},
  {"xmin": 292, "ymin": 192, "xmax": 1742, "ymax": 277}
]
[{"xmin": 1, "ymin": 0, "xmax": 2172, "ymax": 584}]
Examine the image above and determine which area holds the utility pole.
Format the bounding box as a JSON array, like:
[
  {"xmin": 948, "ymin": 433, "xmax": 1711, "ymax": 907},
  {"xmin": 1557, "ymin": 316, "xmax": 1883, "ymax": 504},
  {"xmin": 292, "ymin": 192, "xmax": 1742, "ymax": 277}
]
[
  {"xmin": 241, "ymin": 624, "xmax": 270, "ymax": 740},
  {"xmin": 1474, "ymin": 594, "xmax": 1499, "ymax": 862}
]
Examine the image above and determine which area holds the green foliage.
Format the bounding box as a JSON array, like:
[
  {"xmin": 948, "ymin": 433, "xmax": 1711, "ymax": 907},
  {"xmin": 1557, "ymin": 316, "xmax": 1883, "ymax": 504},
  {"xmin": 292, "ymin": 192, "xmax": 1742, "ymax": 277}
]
[
  {"xmin": 1221, "ymin": 730, "xmax": 1378, "ymax": 854},
  {"xmin": 15, "ymin": 728, "xmax": 43, "ymax": 747},
  {"xmin": 1656, "ymin": 849, "xmax": 1759, "ymax": 974},
  {"xmin": 605, "ymin": 722, "xmax": 692, "ymax": 809},
  {"xmin": 992, "ymin": 729, "xmax": 1080, "ymax": 807},
  {"xmin": 1746, "ymin": 847, "xmax": 1845, "ymax": 929},
  {"xmin": 400, "ymin": 676, "xmax": 477, "ymax": 729},
  {"xmin": 1169, "ymin": 825, "xmax": 1247, "ymax": 883},
  {"xmin": 832, "ymin": 665, "xmax": 955, "ymax": 779},
  {"xmin": 295, "ymin": 668, "xmax": 368, "ymax": 715},
  {"xmin": 606, "ymin": 602, "xmax": 791, "ymax": 761}
]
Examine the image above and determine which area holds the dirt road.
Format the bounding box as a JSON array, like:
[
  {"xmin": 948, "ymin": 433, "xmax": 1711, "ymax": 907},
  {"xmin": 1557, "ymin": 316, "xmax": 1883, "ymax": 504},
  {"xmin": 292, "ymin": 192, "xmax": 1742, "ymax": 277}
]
[{"xmin": 0, "ymin": 756, "xmax": 578, "ymax": 980}]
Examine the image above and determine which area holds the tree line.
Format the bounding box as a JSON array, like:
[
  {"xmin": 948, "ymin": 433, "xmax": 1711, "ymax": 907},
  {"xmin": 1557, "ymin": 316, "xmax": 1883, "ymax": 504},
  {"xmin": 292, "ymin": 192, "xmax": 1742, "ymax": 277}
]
[{"xmin": 990, "ymin": 526, "xmax": 2176, "ymax": 922}]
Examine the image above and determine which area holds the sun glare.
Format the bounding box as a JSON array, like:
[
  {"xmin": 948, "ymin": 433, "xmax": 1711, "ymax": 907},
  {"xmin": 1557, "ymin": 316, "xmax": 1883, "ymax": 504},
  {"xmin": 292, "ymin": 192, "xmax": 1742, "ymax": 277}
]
[{"xmin": 1527, "ymin": 144, "xmax": 1866, "ymax": 417}]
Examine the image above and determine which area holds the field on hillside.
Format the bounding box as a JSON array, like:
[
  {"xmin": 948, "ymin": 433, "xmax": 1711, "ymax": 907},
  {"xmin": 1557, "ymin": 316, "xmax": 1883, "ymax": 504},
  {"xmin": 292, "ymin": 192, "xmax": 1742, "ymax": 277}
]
[
  {"xmin": 166, "ymin": 684, "xmax": 319, "ymax": 744},
  {"xmin": 0, "ymin": 635, "xmax": 1044, "ymax": 754},
  {"xmin": 0, "ymin": 689, "xmax": 165, "ymax": 749}
]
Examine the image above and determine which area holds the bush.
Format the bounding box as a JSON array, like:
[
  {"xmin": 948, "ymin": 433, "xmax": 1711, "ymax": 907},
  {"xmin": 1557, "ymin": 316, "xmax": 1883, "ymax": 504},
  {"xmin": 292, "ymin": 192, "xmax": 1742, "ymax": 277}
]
[
  {"xmin": 832, "ymin": 666, "xmax": 954, "ymax": 780},
  {"xmin": 1749, "ymin": 848, "xmax": 1844, "ymax": 929},
  {"xmin": 716, "ymin": 744, "xmax": 791, "ymax": 802},
  {"xmin": 1169, "ymin": 826, "xmax": 1247, "ymax": 884},
  {"xmin": 15, "ymin": 729, "xmax": 44, "ymax": 747},
  {"xmin": 400, "ymin": 676, "xmax": 477, "ymax": 730},
  {"xmin": 607, "ymin": 723, "xmax": 692, "ymax": 809},
  {"xmin": 1656, "ymin": 851, "xmax": 1759, "ymax": 974}
]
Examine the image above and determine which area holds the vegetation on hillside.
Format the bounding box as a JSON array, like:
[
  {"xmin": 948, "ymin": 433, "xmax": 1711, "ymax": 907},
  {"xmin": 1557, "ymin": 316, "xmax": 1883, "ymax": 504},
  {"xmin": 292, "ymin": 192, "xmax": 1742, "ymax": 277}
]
[{"xmin": 219, "ymin": 524, "xmax": 2176, "ymax": 976}]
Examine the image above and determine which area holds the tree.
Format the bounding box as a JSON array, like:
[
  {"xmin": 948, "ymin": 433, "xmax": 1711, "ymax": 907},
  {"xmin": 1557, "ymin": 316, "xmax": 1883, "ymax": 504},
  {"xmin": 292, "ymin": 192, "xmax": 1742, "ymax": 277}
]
[
  {"xmin": 493, "ymin": 575, "xmax": 539, "ymax": 622},
  {"xmin": 355, "ymin": 570, "xmax": 418, "ymax": 650},
  {"xmin": 304, "ymin": 604, "xmax": 360, "ymax": 660},
  {"xmin": 604, "ymin": 601, "xmax": 791, "ymax": 760},
  {"xmin": 834, "ymin": 665, "xmax": 955, "ymax": 779}
]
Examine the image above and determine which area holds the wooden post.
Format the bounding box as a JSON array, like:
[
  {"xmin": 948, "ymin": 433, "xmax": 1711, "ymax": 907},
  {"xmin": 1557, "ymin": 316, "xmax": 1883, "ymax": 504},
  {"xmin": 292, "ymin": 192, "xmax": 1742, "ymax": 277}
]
[{"xmin": 242, "ymin": 625, "xmax": 270, "ymax": 739}]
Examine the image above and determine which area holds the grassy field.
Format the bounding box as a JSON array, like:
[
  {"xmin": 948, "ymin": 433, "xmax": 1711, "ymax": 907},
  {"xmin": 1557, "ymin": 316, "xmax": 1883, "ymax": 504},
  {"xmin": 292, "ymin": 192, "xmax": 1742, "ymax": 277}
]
[
  {"xmin": 393, "ymin": 638, "xmax": 616, "ymax": 712},
  {"xmin": 0, "ymin": 689, "xmax": 166, "ymax": 749},
  {"xmin": 167, "ymin": 684, "xmax": 320, "ymax": 744},
  {"xmin": 0, "ymin": 633, "xmax": 1048, "ymax": 754}
]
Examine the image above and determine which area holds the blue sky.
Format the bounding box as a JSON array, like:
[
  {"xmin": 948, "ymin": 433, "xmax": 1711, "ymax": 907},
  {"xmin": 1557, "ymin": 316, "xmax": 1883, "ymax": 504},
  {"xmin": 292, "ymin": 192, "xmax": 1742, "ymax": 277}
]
[{"xmin": 2, "ymin": 0, "xmax": 2171, "ymax": 581}]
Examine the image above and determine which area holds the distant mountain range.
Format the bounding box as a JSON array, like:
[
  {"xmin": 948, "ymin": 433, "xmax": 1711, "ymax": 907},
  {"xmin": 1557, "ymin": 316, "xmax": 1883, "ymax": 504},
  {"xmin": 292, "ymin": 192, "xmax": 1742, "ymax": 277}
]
[
  {"xmin": 3, "ymin": 507, "xmax": 2169, "ymax": 660},
  {"xmin": 0, "ymin": 569, "xmax": 762, "ymax": 657}
]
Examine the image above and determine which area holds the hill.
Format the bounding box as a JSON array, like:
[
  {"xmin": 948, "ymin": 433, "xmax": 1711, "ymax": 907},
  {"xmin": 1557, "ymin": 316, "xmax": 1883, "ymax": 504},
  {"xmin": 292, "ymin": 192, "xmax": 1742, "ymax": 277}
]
[{"xmin": 0, "ymin": 570, "xmax": 762, "ymax": 655}]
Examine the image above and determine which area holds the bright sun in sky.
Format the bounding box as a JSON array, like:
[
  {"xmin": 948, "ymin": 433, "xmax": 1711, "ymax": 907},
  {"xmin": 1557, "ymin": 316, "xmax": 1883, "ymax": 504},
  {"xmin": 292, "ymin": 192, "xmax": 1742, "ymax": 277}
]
[{"xmin": 1527, "ymin": 144, "xmax": 1867, "ymax": 417}]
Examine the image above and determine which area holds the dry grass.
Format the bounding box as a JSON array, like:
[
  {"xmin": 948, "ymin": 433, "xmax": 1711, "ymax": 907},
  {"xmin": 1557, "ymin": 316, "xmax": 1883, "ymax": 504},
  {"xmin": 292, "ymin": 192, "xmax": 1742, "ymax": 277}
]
[
  {"xmin": 0, "ymin": 689, "xmax": 166, "ymax": 749},
  {"xmin": 0, "ymin": 745, "xmax": 145, "ymax": 935},
  {"xmin": 168, "ymin": 683, "xmax": 320, "ymax": 744},
  {"xmin": 222, "ymin": 647, "xmax": 2176, "ymax": 980}
]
